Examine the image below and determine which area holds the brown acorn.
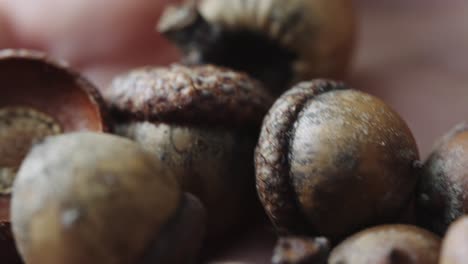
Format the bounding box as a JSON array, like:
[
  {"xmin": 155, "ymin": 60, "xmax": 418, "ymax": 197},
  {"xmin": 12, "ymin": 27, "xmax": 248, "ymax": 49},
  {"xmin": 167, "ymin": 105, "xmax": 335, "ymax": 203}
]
[
  {"xmin": 0, "ymin": 49, "xmax": 108, "ymax": 262},
  {"xmin": 416, "ymin": 122, "xmax": 468, "ymax": 235},
  {"xmin": 103, "ymin": 64, "xmax": 273, "ymax": 239},
  {"xmin": 440, "ymin": 215, "xmax": 468, "ymax": 264},
  {"xmin": 11, "ymin": 132, "xmax": 206, "ymax": 264},
  {"xmin": 158, "ymin": 0, "xmax": 356, "ymax": 95},
  {"xmin": 329, "ymin": 224, "xmax": 441, "ymax": 264},
  {"xmin": 255, "ymin": 80, "xmax": 420, "ymax": 240}
]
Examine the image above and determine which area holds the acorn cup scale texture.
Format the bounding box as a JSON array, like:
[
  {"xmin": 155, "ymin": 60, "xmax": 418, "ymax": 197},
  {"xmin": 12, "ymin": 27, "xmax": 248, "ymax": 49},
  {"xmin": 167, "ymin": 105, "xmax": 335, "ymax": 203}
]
[
  {"xmin": 255, "ymin": 80, "xmax": 420, "ymax": 240},
  {"xmin": 416, "ymin": 122, "xmax": 468, "ymax": 235},
  {"xmin": 104, "ymin": 64, "xmax": 273, "ymax": 239},
  {"xmin": 329, "ymin": 224, "xmax": 441, "ymax": 264},
  {"xmin": 11, "ymin": 132, "xmax": 205, "ymax": 264},
  {"xmin": 158, "ymin": 0, "xmax": 356, "ymax": 95}
]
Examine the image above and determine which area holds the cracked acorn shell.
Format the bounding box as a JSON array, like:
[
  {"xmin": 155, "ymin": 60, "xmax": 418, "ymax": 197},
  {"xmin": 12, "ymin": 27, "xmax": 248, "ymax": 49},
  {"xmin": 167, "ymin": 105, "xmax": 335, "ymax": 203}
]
[
  {"xmin": 104, "ymin": 64, "xmax": 273, "ymax": 239},
  {"xmin": 158, "ymin": 0, "xmax": 355, "ymax": 95},
  {"xmin": 329, "ymin": 225, "xmax": 441, "ymax": 264},
  {"xmin": 0, "ymin": 49, "xmax": 108, "ymax": 261},
  {"xmin": 440, "ymin": 216, "xmax": 468, "ymax": 264},
  {"xmin": 11, "ymin": 132, "xmax": 205, "ymax": 264},
  {"xmin": 255, "ymin": 80, "xmax": 419, "ymax": 240},
  {"xmin": 416, "ymin": 122, "xmax": 468, "ymax": 235}
]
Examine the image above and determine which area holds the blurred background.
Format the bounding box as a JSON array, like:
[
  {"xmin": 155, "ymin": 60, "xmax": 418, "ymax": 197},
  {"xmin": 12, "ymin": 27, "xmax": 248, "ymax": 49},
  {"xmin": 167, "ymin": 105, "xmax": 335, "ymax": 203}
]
[{"xmin": 1, "ymin": 0, "xmax": 467, "ymax": 262}]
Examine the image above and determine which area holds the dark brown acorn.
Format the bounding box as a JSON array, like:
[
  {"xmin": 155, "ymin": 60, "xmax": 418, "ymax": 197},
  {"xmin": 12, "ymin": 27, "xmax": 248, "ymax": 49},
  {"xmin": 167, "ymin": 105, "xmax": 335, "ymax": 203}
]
[
  {"xmin": 416, "ymin": 122, "xmax": 468, "ymax": 235},
  {"xmin": 256, "ymin": 80, "xmax": 419, "ymax": 240}
]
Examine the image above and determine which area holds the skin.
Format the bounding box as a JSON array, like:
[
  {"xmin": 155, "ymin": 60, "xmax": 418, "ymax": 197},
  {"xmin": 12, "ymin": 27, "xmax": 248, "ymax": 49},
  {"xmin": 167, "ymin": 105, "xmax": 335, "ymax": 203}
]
[
  {"xmin": 329, "ymin": 224, "xmax": 441, "ymax": 264},
  {"xmin": 1, "ymin": 0, "xmax": 467, "ymax": 262},
  {"xmin": 440, "ymin": 216, "xmax": 468, "ymax": 264}
]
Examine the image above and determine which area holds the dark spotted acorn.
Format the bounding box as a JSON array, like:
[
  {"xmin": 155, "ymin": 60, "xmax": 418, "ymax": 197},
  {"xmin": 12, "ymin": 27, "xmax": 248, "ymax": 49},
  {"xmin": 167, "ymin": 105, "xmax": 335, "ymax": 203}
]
[
  {"xmin": 329, "ymin": 225, "xmax": 441, "ymax": 264},
  {"xmin": 255, "ymin": 80, "xmax": 419, "ymax": 240},
  {"xmin": 440, "ymin": 216, "xmax": 468, "ymax": 264},
  {"xmin": 103, "ymin": 64, "xmax": 273, "ymax": 239},
  {"xmin": 11, "ymin": 132, "xmax": 206, "ymax": 264},
  {"xmin": 158, "ymin": 0, "xmax": 355, "ymax": 95},
  {"xmin": 271, "ymin": 236, "xmax": 330, "ymax": 264},
  {"xmin": 0, "ymin": 49, "xmax": 108, "ymax": 262},
  {"xmin": 416, "ymin": 122, "xmax": 468, "ymax": 235}
]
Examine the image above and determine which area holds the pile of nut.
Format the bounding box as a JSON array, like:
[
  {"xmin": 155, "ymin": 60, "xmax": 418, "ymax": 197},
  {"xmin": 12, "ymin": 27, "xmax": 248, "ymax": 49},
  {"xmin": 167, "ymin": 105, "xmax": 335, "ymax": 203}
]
[{"xmin": 0, "ymin": 1, "xmax": 466, "ymax": 264}]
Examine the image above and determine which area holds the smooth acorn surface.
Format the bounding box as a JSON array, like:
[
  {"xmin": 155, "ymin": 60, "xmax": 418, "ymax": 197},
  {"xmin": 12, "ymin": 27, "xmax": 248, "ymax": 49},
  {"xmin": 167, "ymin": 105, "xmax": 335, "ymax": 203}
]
[
  {"xmin": 104, "ymin": 64, "xmax": 273, "ymax": 239},
  {"xmin": 256, "ymin": 80, "xmax": 419, "ymax": 240},
  {"xmin": 416, "ymin": 122, "xmax": 468, "ymax": 235},
  {"xmin": 329, "ymin": 224, "xmax": 441, "ymax": 264},
  {"xmin": 158, "ymin": 0, "xmax": 356, "ymax": 94},
  {"xmin": 440, "ymin": 216, "xmax": 468, "ymax": 264},
  {"xmin": 11, "ymin": 132, "xmax": 205, "ymax": 264}
]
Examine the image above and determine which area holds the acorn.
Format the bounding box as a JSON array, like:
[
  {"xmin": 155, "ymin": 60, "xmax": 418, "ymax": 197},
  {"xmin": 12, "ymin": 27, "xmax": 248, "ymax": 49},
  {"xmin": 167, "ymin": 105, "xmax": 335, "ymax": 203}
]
[
  {"xmin": 255, "ymin": 80, "xmax": 419, "ymax": 240},
  {"xmin": 11, "ymin": 132, "xmax": 206, "ymax": 264},
  {"xmin": 329, "ymin": 224, "xmax": 441, "ymax": 264},
  {"xmin": 103, "ymin": 64, "xmax": 273, "ymax": 239},
  {"xmin": 158, "ymin": 0, "xmax": 356, "ymax": 95},
  {"xmin": 0, "ymin": 49, "xmax": 108, "ymax": 262},
  {"xmin": 416, "ymin": 122, "xmax": 468, "ymax": 235},
  {"xmin": 440, "ymin": 215, "xmax": 468, "ymax": 264}
]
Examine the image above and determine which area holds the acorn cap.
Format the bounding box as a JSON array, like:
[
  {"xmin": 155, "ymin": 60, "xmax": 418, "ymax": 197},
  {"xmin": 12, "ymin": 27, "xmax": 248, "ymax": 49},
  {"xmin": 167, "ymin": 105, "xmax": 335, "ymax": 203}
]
[
  {"xmin": 104, "ymin": 64, "xmax": 273, "ymax": 128},
  {"xmin": 0, "ymin": 49, "xmax": 108, "ymax": 222},
  {"xmin": 255, "ymin": 80, "xmax": 419, "ymax": 239}
]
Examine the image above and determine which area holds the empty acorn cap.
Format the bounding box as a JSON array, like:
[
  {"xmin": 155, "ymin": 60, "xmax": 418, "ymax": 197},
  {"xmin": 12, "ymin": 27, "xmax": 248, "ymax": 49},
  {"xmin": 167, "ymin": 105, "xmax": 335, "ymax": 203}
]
[
  {"xmin": 158, "ymin": 0, "xmax": 355, "ymax": 94},
  {"xmin": 0, "ymin": 49, "xmax": 108, "ymax": 222},
  {"xmin": 329, "ymin": 224, "xmax": 441, "ymax": 264},
  {"xmin": 104, "ymin": 64, "xmax": 273, "ymax": 127}
]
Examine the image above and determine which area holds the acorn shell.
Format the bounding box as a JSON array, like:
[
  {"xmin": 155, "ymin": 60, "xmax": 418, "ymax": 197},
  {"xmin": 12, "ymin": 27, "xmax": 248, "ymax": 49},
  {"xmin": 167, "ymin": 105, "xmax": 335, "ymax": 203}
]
[
  {"xmin": 329, "ymin": 225, "xmax": 441, "ymax": 264},
  {"xmin": 255, "ymin": 80, "xmax": 419, "ymax": 240},
  {"xmin": 104, "ymin": 64, "xmax": 272, "ymax": 239},
  {"xmin": 416, "ymin": 122, "xmax": 468, "ymax": 235},
  {"xmin": 11, "ymin": 133, "xmax": 183, "ymax": 264}
]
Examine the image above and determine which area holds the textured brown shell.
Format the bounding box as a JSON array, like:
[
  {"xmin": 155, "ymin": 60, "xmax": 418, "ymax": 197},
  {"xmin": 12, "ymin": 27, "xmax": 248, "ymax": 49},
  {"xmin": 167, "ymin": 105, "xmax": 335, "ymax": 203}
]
[
  {"xmin": 440, "ymin": 216, "xmax": 468, "ymax": 264},
  {"xmin": 255, "ymin": 80, "xmax": 346, "ymax": 235},
  {"xmin": 104, "ymin": 64, "xmax": 273, "ymax": 127},
  {"xmin": 255, "ymin": 80, "xmax": 419, "ymax": 239},
  {"xmin": 0, "ymin": 49, "xmax": 109, "ymax": 132},
  {"xmin": 199, "ymin": 0, "xmax": 356, "ymax": 82},
  {"xmin": 329, "ymin": 224, "xmax": 441, "ymax": 264},
  {"xmin": 11, "ymin": 132, "xmax": 182, "ymax": 264},
  {"xmin": 417, "ymin": 122, "xmax": 468, "ymax": 235}
]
